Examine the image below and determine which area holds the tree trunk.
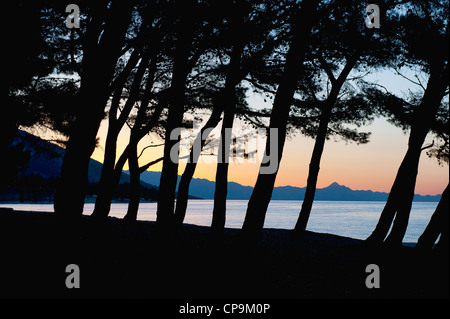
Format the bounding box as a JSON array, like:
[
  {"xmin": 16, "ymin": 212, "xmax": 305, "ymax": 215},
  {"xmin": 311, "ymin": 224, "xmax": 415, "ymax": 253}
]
[
  {"xmin": 366, "ymin": 134, "xmax": 430, "ymax": 247},
  {"xmin": 293, "ymin": 104, "xmax": 331, "ymax": 235},
  {"xmin": 210, "ymin": 41, "xmax": 244, "ymax": 234},
  {"xmin": 54, "ymin": 1, "xmax": 133, "ymax": 218},
  {"xmin": 91, "ymin": 125, "xmax": 120, "ymax": 219},
  {"xmin": 241, "ymin": 0, "xmax": 318, "ymax": 242},
  {"xmin": 293, "ymin": 56, "xmax": 358, "ymax": 236},
  {"xmin": 92, "ymin": 144, "xmax": 131, "ymax": 219},
  {"xmin": 124, "ymin": 141, "xmax": 140, "ymax": 221},
  {"xmin": 435, "ymin": 187, "xmax": 449, "ymax": 253},
  {"xmin": 366, "ymin": 61, "xmax": 449, "ymax": 246},
  {"xmin": 156, "ymin": 15, "xmax": 193, "ymax": 230},
  {"xmin": 210, "ymin": 111, "xmax": 233, "ymax": 233},
  {"xmin": 54, "ymin": 96, "xmax": 110, "ymax": 218},
  {"xmin": 92, "ymin": 67, "xmax": 164, "ymax": 220},
  {"xmin": 383, "ymin": 148, "xmax": 421, "ymax": 245},
  {"xmin": 416, "ymin": 184, "xmax": 449, "ymax": 250},
  {"xmin": 173, "ymin": 106, "xmax": 223, "ymax": 226},
  {"xmin": 92, "ymin": 51, "xmax": 150, "ymax": 220}
]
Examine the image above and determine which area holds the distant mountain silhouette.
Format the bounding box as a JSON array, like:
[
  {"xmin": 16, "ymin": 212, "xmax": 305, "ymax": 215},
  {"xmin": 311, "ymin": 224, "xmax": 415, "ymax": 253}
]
[
  {"xmin": 138, "ymin": 171, "xmax": 441, "ymax": 202},
  {"xmin": 8, "ymin": 131, "xmax": 441, "ymax": 202},
  {"xmin": 12, "ymin": 130, "xmax": 127, "ymax": 184},
  {"xmin": 2, "ymin": 130, "xmax": 158, "ymax": 202}
]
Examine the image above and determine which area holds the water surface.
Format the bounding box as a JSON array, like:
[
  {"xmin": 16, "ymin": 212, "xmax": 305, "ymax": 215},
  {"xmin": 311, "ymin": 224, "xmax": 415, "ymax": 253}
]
[{"xmin": 2, "ymin": 200, "xmax": 438, "ymax": 243}]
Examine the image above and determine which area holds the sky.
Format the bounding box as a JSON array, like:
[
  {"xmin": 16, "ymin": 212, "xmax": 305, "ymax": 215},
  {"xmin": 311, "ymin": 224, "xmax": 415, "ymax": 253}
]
[
  {"xmin": 90, "ymin": 112, "xmax": 448, "ymax": 196},
  {"xmin": 87, "ymin": 68, "xmax": 449, "ymax": 196},
  {"xmin": 10, "ymin": 62, "xmax": 409, "ymax": 198}
]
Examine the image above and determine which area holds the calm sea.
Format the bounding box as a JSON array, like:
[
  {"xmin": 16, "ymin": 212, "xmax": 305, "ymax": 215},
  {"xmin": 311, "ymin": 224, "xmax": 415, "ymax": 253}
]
[{"xmin": 2, "ymin": 200, "xmax": 439, "ymax": 243}]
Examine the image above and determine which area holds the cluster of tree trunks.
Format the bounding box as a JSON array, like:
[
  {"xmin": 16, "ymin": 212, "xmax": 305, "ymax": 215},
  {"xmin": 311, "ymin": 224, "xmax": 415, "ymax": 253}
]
[
  {"xmin": 54, "ymin": 2, "xmax": 134, "ymax": 218},
  {"xmin": 367, "ymin": 60, "xmax": 449, "ymax": 246},
  {"xmin": 7, "ymin": 0, "xmax": 446, "ymax": 252}
]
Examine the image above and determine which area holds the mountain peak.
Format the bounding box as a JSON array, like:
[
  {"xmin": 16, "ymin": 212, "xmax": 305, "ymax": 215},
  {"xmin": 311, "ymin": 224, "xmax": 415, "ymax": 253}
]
[{"xmin": 327, "ymin": 182, "xmax": 342, "ymax": 188}]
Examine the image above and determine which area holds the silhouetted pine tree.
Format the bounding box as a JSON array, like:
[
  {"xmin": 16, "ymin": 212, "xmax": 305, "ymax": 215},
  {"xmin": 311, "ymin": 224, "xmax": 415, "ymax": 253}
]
[
  {"xmin": 367, "ymin": 1, "xmax": 449, "ymax": 246},
  {"xmin": 416, "ymin": 184, "xmax": 449, "ymax": 250},
  {"xmin": 55, "ymin": 1, "xmax": 134, "ymax": 218},
  {"xmin": 241, "ymin": 0, "xmax": 319, "ymax": 242}
]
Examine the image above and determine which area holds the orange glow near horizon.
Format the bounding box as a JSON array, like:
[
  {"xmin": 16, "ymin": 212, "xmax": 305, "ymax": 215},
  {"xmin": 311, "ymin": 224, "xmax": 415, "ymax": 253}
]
[{"xmin": 90, "ymin": 117, "xmax": 449, "ymax": 196}]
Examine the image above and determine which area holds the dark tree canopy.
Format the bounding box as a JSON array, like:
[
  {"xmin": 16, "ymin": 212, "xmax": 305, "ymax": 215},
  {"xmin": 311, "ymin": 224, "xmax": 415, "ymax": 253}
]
[{"xmin": 3, "ymin": 0, "xmax": 448, "ymax": 251}]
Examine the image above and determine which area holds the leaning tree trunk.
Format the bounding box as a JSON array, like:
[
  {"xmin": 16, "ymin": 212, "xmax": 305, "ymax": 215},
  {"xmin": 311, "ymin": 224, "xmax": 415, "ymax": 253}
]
[
  {"xmin": 366, "ymin": 61, "xmax": 449, "ymax": 246},
  {"xmin": 124, "ymin": 55, "xmax": 162, "ymax": 221},
  {"xmin": 93, "ymin": 78, "xmax": 164, "ymax": 221},
  {"xmin": 91, "ymin": 125, "xmax": 120, "ymax": 219},
  {"xmin": 241, "ymin": 0, "xmax": 318, "ymax": 242},
  {"xmin": 294, "ymin": 104, "xmax": 331, "ymax": 235},
  {"xmin": 54, "ymin": 1, "xmax": 133, "ymax": 218},
  {"xmin": 92, "ymin": 51, "xmax": 150, "ymax": 220},
  {"xmin": 93, "ymin": 143, "xmax": 131, "ymax": 218},
  {"xmin": 294, "ymin": 56, "xmax": 358, "ymax": 236},
  {"xmin": 156, "ymin": 14, "xmax": 193, "ymax": 230},
  {"xmin": 173, "ymin": 105, "xmax": 223, "ymax": 226},
  {"xmin": 435, "ymin": 188, "xmax": 450, "ymax": 253},
  {"xmin": 367, "ymin": 124, "xmax": 438, "ymax": 247},
  {"xmin": 211, "ymin": 109, "xmax": 234, "ymax": 233},
  {"xmin": 124, "ymin": 141, "xmax": 140, "ymax": 221},
  {"xmin": 383, "ymin": 146, "xmax": 421, "ymax": 245},
  {"xmin": 416, "ymin": 184, "xmax": 449, "ymax": 250},
  {"xmin": 210, "ymin": 41, "xmax": 244, "ymax": 234}
]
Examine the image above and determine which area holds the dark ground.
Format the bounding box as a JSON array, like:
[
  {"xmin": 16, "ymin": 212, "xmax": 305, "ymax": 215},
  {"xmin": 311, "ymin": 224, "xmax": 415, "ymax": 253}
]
[{"xmin": 0, "ymin": 208, "xmax": 448, "ymax": 299}]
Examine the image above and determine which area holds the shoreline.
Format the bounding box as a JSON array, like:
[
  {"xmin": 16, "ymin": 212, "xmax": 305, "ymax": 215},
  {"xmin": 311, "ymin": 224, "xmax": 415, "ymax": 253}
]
[
  {"xmin": 0, "ymin": 209, "xmax": 448, "ymax": 299},
  {"xmin": 0, "ymin": 204, "xmax": 431, "ymax": 245}
]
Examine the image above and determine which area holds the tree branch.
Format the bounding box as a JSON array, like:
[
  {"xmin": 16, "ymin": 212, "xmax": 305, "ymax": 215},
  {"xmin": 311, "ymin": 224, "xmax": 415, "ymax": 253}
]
[
  {"xmin": 138, "ymin": 156, "xmax": 164, "ymax": 174},
  {"xmin": 393, "ymin": 67, "xmax": 426, "ymax": 91},
  {"xmin": 318, "ymin": 54, "xmax": 336, "ymax": 85},
  {"xmin": 243, "ymin": 76, "xmax": 277, "ymax": 95},
  {"xmin": 137, "ymin": 142, "xmax": 165, "ymax": 159},
  {"xmin": 421, "ymin": 140, "xmax": 435, "ymax": 151}
]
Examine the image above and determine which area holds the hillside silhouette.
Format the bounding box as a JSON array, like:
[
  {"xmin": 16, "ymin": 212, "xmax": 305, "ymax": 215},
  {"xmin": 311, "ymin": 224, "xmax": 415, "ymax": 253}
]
[
  {"xmin": 1, "ymin": 131, "xmax": 158, "ymax": 202},
  {"xmin": 3, "ymin": 131, "xmax": 441, "ymax": 203},
  {"xmin": 138, "ymin": 170, "xmax": 441, "ymax": 202}
]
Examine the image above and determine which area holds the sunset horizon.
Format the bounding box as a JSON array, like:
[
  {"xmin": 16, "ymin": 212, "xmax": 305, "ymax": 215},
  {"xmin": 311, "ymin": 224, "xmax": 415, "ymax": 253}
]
[
  {"xmin": 88, "ymin": 115, "xmax": 448, "ymax": 197},
  {"xmin": 3, "ymin": 0, "xmax": 448, "ymax": 300}
]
